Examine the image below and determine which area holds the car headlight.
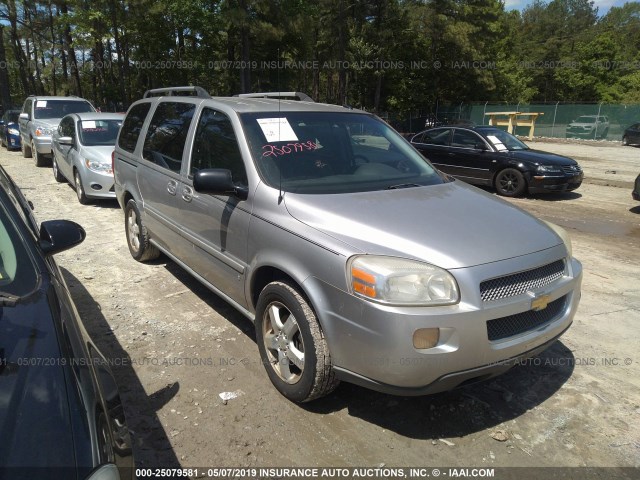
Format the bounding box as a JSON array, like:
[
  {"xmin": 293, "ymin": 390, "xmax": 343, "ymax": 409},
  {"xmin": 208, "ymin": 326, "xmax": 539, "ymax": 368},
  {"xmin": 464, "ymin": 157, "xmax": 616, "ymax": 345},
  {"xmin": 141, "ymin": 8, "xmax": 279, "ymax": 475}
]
[
  {"xmin": 85, "ymin": 159, "xmax": 113, "ymax": 173},
  {"xmin": 35, "ymin": 127, "xmax": 53, "ymax": 136},
  {"xmin": 542, "ymin": 220, "xmax": 572, "ymax": 257},
  {"xmin": 7, "ymin": 128, "xmax": 19, "ymax": 135},
  {"xmin": 348, "ymin": 255, "xmax": 459, "ymax": 306},
  {"xmin": 537, "ymin": 165, "xmax": 562, "ymax": 173}
]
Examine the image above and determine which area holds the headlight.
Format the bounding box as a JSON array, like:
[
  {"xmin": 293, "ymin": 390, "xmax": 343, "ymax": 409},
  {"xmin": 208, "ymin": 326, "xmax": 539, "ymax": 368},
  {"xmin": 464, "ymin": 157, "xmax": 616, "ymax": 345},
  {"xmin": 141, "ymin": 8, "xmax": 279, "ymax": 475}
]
[
  {"xmin": 35, "ymin": 127, "xmax": 53, "ymax": 136},
  {"xmin": 348, "ymin": 255, "xmax": 459, "ymax": 306},
  {"xmin": 85, "ymin": 159, "xmax": 113, "ymax": 173},
  {"xmin": 7, "ymin": 128, "xmax": 19, "ymax": 135},
  {"xmin": 542, "ymin": 220, "xmax": 572, "ymax": 257},
  {"xmin": 537, "ymin": 165, "xmax": 562, "ymax": 173}
]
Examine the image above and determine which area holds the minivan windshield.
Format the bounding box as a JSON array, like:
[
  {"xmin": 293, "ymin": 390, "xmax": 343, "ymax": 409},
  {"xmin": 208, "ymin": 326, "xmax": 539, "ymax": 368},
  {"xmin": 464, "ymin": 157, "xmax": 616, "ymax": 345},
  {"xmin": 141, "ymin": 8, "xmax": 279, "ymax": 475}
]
[
  {"xmin": 34, "ymin": 100, "xmax": 94, "ymax": 119},
  {"xmin": 241, "ymin": 112, "xmax": 446, "ymax": 194}
]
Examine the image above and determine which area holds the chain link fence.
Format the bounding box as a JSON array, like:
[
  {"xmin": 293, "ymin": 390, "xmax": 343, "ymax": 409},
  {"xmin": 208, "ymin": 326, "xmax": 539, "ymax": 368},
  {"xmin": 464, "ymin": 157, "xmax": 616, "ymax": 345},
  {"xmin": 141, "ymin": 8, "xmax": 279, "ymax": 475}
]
[{"xmin": 389, "ymin": 102, "xmax": 640, "ymax": 141}]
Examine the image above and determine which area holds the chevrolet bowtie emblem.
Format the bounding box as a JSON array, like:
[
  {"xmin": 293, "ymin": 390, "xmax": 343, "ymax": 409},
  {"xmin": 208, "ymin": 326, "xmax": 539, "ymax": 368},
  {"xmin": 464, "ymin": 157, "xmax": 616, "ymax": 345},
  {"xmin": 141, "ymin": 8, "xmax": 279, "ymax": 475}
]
[{"xmin": 531, "ymin": 294, "xmax": 551, "ymax": 311}]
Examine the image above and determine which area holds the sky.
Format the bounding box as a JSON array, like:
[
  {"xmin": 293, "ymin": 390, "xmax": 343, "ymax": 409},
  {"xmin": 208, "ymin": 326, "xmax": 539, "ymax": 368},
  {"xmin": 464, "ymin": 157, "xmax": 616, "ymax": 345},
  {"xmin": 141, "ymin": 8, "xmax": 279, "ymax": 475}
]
[{"xmin": 504, "ymin": 0, "xmax": 630, "ymax": 16}]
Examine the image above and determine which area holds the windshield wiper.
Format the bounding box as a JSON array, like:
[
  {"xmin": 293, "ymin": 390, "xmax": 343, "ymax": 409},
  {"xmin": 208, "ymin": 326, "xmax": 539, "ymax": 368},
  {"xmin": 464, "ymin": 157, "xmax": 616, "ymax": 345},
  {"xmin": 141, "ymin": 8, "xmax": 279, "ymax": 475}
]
[
  {"xmin": 0, "ymin": 293, "xmax": 20, "ymax": 307},
  {"xmin": 387, "ymin": 183, "xmax": 422, "ymax": 190}
]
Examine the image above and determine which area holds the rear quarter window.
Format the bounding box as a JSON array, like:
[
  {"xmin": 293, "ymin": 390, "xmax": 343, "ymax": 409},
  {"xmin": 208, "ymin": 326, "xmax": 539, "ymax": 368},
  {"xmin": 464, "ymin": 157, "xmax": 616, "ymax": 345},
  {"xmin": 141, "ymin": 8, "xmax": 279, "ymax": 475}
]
[{"xmin": 118, "ymin": 102, "xmax": 152, "ymax": 153}]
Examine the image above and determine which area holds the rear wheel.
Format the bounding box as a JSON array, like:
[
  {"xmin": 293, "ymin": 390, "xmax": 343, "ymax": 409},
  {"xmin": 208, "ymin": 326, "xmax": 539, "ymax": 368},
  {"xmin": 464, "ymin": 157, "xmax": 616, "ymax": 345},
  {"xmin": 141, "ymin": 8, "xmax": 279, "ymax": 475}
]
[
  {"xmin": 52, "ymin": 156, "xmax": 65, "ymax": 183},
  {"xmin": 495, "ymin": 168, "xmax": 526, "ymax": 197},
  {"xmin": 32, "ymin": 140, "xmax": 47, "ymax": 167},
  {"xmin": 255, "ymin": 280, "xmax": 338, "ymax": 403},
  {"xmin": 124, "ymin": 199, "xmax": 160, "ymax": 262},
  {"xmin": 22, "ymin": 139, "xmax": 32, "ymax": 158}
]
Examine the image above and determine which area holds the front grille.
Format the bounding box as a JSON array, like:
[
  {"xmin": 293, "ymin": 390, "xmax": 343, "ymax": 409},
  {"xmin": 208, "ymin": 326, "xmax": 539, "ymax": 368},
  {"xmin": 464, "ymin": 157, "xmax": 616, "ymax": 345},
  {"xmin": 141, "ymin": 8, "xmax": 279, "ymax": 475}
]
[
  {"xmin": 562, "ymin": 165, "xmax": 581, "ymax": 174},
  {"xmin": 480, "ymin": 260, "xmax": 565, "ymax": 302},
  {"xmin": 487, "ymin": 295, "xmax": 567, "ymax": 341}
]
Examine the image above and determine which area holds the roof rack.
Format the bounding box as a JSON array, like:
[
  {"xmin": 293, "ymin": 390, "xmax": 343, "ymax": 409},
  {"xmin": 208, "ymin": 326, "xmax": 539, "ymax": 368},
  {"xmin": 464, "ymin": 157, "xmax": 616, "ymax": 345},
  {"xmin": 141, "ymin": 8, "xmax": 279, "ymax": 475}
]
[
  {"xmin": 236, "ymin": 92, "xmax": 314, "ymax": 102},
  {"xmin": 143, "ymin": 86, "xmax": 211, "ymax": 99}
]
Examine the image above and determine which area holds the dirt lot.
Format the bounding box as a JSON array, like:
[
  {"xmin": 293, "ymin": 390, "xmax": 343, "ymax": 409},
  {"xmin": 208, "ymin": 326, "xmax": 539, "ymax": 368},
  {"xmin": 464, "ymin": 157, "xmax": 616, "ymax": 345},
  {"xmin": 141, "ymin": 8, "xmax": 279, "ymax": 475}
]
[{"xmin": 1, "ymin": 140, "xmax": 639, "ymax": 475}]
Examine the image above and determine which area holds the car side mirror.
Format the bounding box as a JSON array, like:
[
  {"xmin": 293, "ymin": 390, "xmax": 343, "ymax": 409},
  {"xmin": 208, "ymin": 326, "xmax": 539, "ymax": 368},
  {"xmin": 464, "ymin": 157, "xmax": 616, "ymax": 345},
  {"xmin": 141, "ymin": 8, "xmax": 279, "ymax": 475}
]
[
  {"xmin": 39, "ymin": 220, "xmax": 86, "ymax": 256},
  {"xmin": 19, "ymin": 112, "xmax": 30, "ymax": 121},
  {"xmin": 193, "ymin": 169, "xmax": 248, "ymax": 200},
  {"xmin": 475, "ymin": 142, "xmax": 488, "ymax": 151},
  {"xmin": 57, "ymin": 136, "xmax": 74, "ymax": 145},
  {"xmin": 0, "ymin": 120, "xmax": 5, "ymax": 126}
]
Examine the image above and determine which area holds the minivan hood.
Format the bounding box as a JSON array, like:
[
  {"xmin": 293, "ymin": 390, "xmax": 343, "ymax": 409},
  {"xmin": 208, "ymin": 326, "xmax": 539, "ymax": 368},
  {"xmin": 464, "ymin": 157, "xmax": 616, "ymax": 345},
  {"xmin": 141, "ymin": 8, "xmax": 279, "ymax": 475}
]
[
  {"xmin": 284, "ymin": 181, "xmax": 562, "ymax": 269},
  {"xmin": 509, "ymin": 149, "xmax": 577, "ymax": 166}
]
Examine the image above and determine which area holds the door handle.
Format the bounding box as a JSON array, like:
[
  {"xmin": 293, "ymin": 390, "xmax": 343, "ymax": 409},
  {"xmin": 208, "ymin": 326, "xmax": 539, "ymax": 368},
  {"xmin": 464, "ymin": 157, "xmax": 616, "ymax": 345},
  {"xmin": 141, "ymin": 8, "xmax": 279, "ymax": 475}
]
[
  {"xmin": 448, "ymin": 152, "xmax": 456, "ymax": 156},
  {"xmin": 167, "ymin": 180, "xmax": 177, "ymax": 195},
  {"xmin": 182, "ymin": 186, "xmax": 193, "ymax": 203}
]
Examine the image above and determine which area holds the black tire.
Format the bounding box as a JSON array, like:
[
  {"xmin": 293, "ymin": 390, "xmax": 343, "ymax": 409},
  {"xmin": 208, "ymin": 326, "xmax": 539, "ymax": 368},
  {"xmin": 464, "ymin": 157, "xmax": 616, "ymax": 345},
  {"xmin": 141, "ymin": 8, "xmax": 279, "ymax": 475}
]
[
  {"xmin": 22, "ymin": 139, "xmax": 32, "ymax": 158},
  {"xmin": 124, "ymin": 199, "xmax": 160, "ymax": 262},
  {"xmin": 622, "ymin": 136, "xmax": 629, "ymax": 146},
  {"xmin": 495, "ymin": 168, "xmax": 527, "ymax": 197},
  {"xmin": 74, "ymin": 170, "xmax": 90, "ymax": 205},
  {"xmin": 255, "ymin": 280, "xmax": 338, "ymax": 403},
  {"xmin": 32, "ymin": 140, "xmax": 47, "ymax": 167},
  {"xmin": 52, "ymin": 156, "xmax": 65, "ymax": 183}
]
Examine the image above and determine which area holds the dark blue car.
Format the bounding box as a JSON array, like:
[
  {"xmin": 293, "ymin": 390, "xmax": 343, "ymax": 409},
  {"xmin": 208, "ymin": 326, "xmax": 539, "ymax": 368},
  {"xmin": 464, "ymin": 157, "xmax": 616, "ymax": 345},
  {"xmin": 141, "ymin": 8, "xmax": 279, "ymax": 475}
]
[
  {"xmin": 0, "ymin": 110, "xmax": 22, "ymax": 150},
  {"xmin": 0, "ymin": 165, "xmax": 134, "ymax": 479}
]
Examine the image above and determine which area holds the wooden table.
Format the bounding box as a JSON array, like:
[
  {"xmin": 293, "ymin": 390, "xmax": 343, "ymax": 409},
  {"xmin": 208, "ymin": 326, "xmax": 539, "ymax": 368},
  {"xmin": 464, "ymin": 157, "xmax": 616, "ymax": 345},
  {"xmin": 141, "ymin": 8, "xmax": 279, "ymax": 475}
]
[{"xmin": 484, "ymin": 111, "xmax": 544, "ymax": 140}]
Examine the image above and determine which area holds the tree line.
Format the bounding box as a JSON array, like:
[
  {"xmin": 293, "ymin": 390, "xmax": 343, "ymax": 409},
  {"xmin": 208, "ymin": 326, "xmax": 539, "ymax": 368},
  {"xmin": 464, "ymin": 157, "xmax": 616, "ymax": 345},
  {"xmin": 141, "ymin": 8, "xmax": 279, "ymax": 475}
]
[{"xmin": 0, "ymin": 0, "xmax": 639, "ymax": 114}]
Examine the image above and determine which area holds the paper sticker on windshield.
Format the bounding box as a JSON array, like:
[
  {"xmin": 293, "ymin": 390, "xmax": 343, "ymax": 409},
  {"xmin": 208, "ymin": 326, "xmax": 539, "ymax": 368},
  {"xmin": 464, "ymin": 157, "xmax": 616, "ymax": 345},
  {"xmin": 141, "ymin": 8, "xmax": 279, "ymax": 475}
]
[
  {"xmin": 36, "ymin": 100, "xmax": 47, "ymax": 108},
  {"xmin": 486, "ymin": 135, "xmax": 507, "ymax": 151},
  {"xmin": 257, "ymin": 118, "xmax": 298, "ymax": 142},
  {"xmin": 82, "ymin": 121, "xmax": 96, "ymax": 129}
]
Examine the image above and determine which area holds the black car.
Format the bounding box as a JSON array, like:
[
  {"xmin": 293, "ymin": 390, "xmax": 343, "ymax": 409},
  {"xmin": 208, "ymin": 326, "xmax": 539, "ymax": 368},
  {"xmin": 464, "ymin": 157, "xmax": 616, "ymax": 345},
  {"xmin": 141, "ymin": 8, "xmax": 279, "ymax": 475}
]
[
  {"xmin": 622, "ymin": 123, "xmax": 640, "ymax": 146},
  {"xmin": 633, "ymin": 174, "xmax": 640, "ymax": 201},
  {"xmin": 0, "ymin": 166, "xmax": 133, "ymax": 479},
  {"xmin": 410, "ymin": 126, "xmax": 583, "ymax": 197},
  {"xmin": 0, "ymin": 110, "xmax": 22, "ymax": 150}
]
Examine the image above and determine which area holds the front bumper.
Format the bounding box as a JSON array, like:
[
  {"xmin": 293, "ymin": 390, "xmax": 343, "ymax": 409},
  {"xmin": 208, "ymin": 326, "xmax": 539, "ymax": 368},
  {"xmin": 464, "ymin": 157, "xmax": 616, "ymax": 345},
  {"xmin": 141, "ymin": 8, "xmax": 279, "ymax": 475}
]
[
  {"xmin": 79, "ymin": 168, "xmax": 116, "ymax": 199},
  {"xmin": 306, "ymin": 244, "xmax": 582, "ymax": 394},
  {"xmin": 32, "ymin": 135, "xmax": 53, "ymax": 155},
  {"xmin": 528, "ymin": 172, "xmax": 583, "ymax": 194}
]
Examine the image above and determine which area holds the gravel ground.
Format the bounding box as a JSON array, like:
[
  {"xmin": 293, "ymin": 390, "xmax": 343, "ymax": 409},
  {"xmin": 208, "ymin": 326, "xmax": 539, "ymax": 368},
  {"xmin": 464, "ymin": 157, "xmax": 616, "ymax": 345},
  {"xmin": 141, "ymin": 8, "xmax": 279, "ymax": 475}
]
[{"xmin": 1, "ymin": 140, "xmax": 639, "ymax": 476}]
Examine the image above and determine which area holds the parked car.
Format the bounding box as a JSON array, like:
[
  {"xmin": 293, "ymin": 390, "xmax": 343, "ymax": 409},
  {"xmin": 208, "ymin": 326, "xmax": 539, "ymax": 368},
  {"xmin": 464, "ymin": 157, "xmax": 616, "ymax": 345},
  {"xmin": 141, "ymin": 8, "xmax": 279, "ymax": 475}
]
[
  {"xmin": 52, "ymin": 113, "xmax": 124, "ymax": 204},
  {"xmin": 565, "ymin": 115, "xmax": 609, "ymax": 139},
  {"xmin": 19, "ymin": 95, "xmax": 96, "ymax": 167},
  {"xmin": 0, "ymin": 165, "xmax": 133, "ymax": 478},
  {"xmin": 622, "ymin": 123, "xmax": 640, "ymax": 146},
  {"xmin": 0, "ymin": 109, "xmax": 22, "ymax": 150},
  {"xmin": 633, "ymin": 174, "xmax": 640, "ymax": 201},
  {"xmin": 410, "ymin": 126, "xmax": 583, "ymax": 197},
  {"xmin": 114, "ymin": 86, "xmax": 582, "ymax": 403}
]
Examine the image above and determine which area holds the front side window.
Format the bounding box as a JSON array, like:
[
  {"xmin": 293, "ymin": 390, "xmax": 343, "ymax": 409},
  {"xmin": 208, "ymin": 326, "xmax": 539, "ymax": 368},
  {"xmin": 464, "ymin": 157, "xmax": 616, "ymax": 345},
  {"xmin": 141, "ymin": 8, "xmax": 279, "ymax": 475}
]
[
  {"xmin": 241, "ymin": 112, "xmax": 446, "ymax": 194},
  {"xmin": 0, "ymin": 201, "xmax": 38, "ymax": 297},
  {"xmin": 190, "ymin": 108, "xmax": 247, "ymax": 185},
  {"xmin": 78, "ymin": 119, "xmax": 122, "ymax": 146},
  {"xmin": 451, "ymin": 129, "xmax": 483, "ymax": 148},
  {"xmin": 143, "ymin": 102, "xmax": 196, "ymax": 173},
  {"xmin": 59, "ymin": 117, "xmax": 75, "ymax": 137},
  {"xmin": 33, "ymin": 100, "xmax": 93, "ymax": 119},
  {"xmin": 119, "ymin": 103, "xmax": 151, "ymax": 153}
]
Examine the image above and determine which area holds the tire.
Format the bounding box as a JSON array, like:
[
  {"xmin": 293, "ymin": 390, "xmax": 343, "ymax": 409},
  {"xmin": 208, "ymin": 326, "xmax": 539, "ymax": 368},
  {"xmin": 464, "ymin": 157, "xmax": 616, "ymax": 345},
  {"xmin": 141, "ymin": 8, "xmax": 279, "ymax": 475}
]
[
  {"xmin": 32, "ymin": 140, "xmax": 47, "ymax": 167},
  {"xmin": 22, "ymin": 138, "xmax": 32, "ymax": 158},
  {"xmin": 74, "ymin": 170, "xmax": 90, "ymax": 205},
  {"xmin": 124, "ymin": 199, "xmax": 160, "ymax": 262},
  {"xmin": 52, "ymin": 156, "xmax": 65, "ymax": 183},
  {"xmin": 255, "ymin": 280, "xmax": 338, "ymax": 403},
  {"xmin": 622, "ymin": 136, "xmax": 629, "ymax": 146},
  {"xmin": 495, "ymin": 168, "xmax": 527, "ymax": 197}
]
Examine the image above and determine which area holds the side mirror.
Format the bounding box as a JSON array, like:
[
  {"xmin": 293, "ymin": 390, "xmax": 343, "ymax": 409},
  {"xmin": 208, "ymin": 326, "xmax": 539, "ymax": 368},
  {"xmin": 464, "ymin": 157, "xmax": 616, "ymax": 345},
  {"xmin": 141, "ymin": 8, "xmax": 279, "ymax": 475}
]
[
  {"xmin": 39, "ymin": 220, "xmax": 86, "ymax": 256},
  {"xmin": 57, "ymin": 136, "xmax": 74, "ymax": 145},
  {"xmin": 475, "ymin": 142, "xmax": 488, "ymax": 151},
  {"xmin": 0, "ymin": 120, "xmax": 5, "ymax": 126},
  {"xmin": 193, "ymin": 169, "xmax": 248, "ymax": 200},
  {"xmin": 19, "ymin": 112, "xmax": 30, "ymax": 121}
]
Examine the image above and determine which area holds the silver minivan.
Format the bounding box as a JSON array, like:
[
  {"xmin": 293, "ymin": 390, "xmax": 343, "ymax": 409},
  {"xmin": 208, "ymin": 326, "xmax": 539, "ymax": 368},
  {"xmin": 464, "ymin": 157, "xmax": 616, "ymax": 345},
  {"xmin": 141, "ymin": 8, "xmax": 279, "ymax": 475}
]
[{"xmin": 114, "ymin": 87, "xmax": 582, "ymax": 403}]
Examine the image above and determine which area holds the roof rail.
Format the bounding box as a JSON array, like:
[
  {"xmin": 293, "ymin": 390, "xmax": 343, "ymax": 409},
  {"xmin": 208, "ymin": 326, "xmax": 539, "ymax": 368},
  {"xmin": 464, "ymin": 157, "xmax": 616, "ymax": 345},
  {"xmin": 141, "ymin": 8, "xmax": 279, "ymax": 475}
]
[
  {"xmin": 236, "ymin": 92, "xmax": 314, "ymax": 102},
  {"xmin": 143, "ymin": 86, "xmax": 211, "ymax": 99}
]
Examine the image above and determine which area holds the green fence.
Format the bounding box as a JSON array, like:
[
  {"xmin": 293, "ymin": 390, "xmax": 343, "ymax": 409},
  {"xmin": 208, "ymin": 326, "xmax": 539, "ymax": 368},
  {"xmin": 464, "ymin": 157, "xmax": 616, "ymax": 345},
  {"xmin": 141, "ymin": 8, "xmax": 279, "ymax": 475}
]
[{"xmin": 393, "ymin": 103, "xmax": 640, "ymax": 140}]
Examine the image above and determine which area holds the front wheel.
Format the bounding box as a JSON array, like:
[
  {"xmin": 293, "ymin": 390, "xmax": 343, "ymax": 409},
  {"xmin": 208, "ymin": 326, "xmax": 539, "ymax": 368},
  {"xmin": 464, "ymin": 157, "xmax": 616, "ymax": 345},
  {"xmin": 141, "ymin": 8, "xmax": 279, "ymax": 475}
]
[
  {"xmin": 622, "ymin": 136, "xmax": 629, "ymax": 146},
  {"xmin": 255, "ymin": 281, "xmax": 338, "ymax": 403},
  {"xmin": 74, "ymin": 170, "xmax": 90, "ymax": 204},
  {"xmin": 52, "ymin": 156, "xmax": 65, "ymax": 183},
  {"xmin": 124, "ymin": 199, "xmax": 160, "ymax": 262},
  {"xmin": 22, "ymin": 139, "xmax": 32, "ymax": 158},
  {"xmin": 495, "ymin": 168, "xmax": 526, "ymax": 197},
  {"xmin": 32, "ymin": 140, "xmax": 47, "ymax": 167}
]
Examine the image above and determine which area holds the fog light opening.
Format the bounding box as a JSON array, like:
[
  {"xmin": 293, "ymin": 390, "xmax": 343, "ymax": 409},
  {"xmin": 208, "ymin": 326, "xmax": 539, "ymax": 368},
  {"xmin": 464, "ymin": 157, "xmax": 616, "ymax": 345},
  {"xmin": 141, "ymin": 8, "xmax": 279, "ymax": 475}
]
[
  {"xmin": 90, "ymin": 183, "xmax": 103, "ymax": 191},
  {"xmin": 413, "ymin": 328, "xmax": 440, "ymax": 349}
]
